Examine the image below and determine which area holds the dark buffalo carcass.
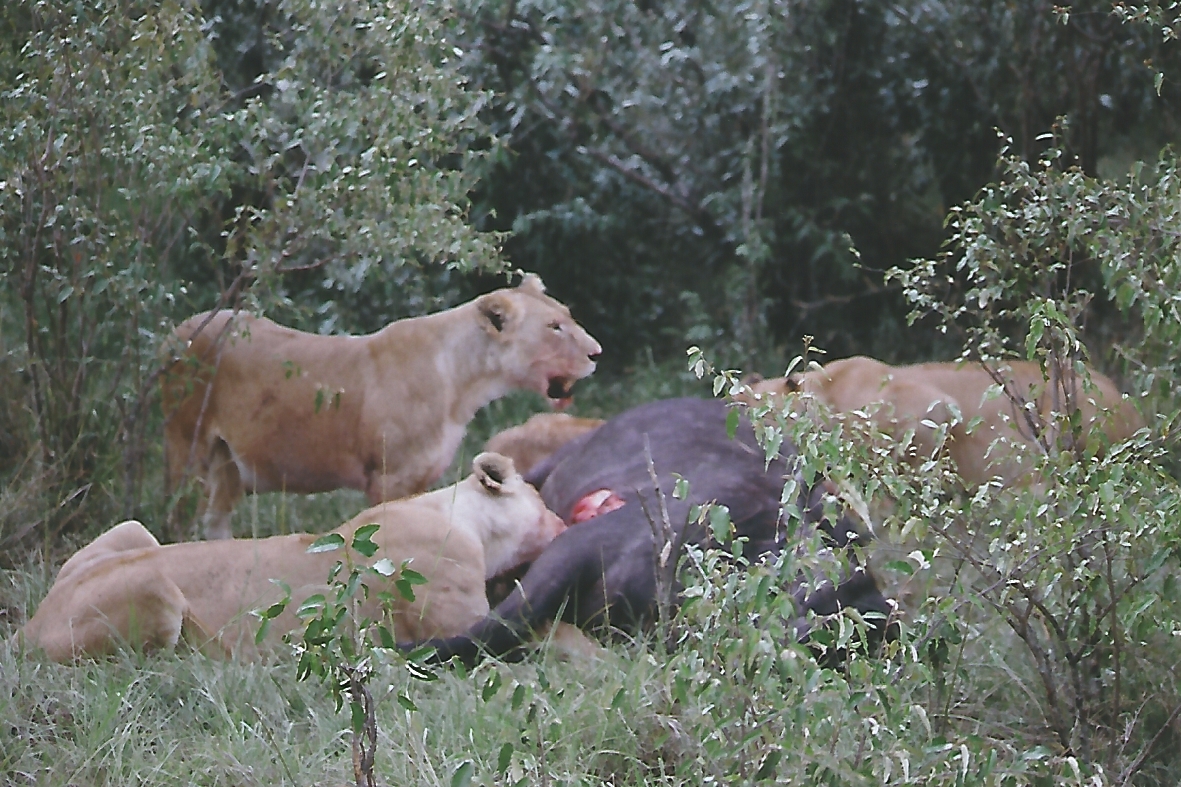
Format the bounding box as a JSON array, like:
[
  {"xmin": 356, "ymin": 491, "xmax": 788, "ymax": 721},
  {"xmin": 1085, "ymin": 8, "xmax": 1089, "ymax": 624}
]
[{"xmin": 417, "ymin": 397, "xmax": 894, "ymax": 666}]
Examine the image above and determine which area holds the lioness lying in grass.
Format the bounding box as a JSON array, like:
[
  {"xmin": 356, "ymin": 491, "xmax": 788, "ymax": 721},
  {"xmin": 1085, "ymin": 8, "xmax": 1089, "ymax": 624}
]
[{"xmin": 19, "ymin": 453, "xmax": 565, "ymax": 662}]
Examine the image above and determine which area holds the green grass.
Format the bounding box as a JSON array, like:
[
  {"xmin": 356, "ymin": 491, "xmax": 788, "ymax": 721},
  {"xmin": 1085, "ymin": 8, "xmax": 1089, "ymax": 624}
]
[
  {"xmin": 0, "ymin": 617, "xmax": 692, "ymax": 786},
  {"xmin": 0, "ymin": 364, "xmax": 721, "ymax": 786},
  {"xmin": 4, "ymin": 363, "xmax": 1181, "ymax": 786}
]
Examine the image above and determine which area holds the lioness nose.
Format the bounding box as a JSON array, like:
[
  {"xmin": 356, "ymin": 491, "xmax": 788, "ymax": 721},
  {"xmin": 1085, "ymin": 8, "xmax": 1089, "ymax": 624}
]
[{"xmin": 552, "ymin": 510, "xmax": 567, "ymax": 533}]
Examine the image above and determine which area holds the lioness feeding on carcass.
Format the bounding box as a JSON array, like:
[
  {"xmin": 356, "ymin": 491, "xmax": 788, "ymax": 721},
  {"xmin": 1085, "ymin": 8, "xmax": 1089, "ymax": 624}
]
[
  {"xmin": 743, "ymin": 356, "xmax": 1143, "ymax": 487},
  {"xmin": 19, "ymin": 454, "xmax": 565, "ymax": 662},
  {"xmin": 484, "ymin": 412, "xmax": 605, "ymax": 477},
  {"xmin": 163, "ymin": 274, "xmax": 600, "ymax": 539}
]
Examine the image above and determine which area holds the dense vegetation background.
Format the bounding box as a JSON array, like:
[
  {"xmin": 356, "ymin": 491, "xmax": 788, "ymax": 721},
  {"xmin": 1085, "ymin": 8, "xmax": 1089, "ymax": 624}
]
[{"xmin": 3, "ymin": 0, "xmax": 1181, "ymax": 784}]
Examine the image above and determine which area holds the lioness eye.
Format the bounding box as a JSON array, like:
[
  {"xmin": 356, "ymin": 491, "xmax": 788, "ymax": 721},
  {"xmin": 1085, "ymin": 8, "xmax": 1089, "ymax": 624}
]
[{"xmin": 549, "ymin": 321, "xmax": 562, "ymax": 332}]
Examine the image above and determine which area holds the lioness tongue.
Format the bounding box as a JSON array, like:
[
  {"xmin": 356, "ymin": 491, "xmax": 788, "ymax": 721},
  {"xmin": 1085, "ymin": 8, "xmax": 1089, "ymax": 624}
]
[{"xmin": 551, "ymin": 396, "xmax": 574, "ymax": 411}]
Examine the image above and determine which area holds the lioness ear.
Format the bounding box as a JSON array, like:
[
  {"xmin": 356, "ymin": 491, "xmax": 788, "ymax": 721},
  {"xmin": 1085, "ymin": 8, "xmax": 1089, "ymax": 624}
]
[
  {"xmin": 517, "ymin": 273, "xmax": 546, "ymax": 297},
  {"xmin": 785, "ymin": 373, "xmax": 804, "ymax": 393},
  {"xmin": 477, "ymin": 293, "xmax": 515, "ymax": 335},
  {"xmin": 474, "ymin": 452, "xmax": 516, "ymax": 494}
]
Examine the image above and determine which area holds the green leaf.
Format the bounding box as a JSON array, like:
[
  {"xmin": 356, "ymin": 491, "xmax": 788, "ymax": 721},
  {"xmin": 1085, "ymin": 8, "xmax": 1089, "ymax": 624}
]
[
  {"xmin": 762, "ymin": 425, "xmax": 783, "ymax": 464},
  {"xmin": 394, "ymin": 577, "xmax": 417, "ymax": 602},
  {"xmin": 404, "ymin": 644, "xmax": 437, "ymax": 661},
  {"xmin": 754, "ymin": 748, "xmax": 781, "ymax": 780},
  {"xmin": 344, "ymin": 569, "xmax": 363, "ymax": 600},
  {"xmin": 397, "ymin": 692, "xmax": 418, "ymax": 712},
  {"xmin": 1025, "ymin": 317, "xmax": 1045, "ymax": 358},
  {"xmin": 407, "ymin": 660, "xmax": 439, "ymax": 682},
  {"xmin": 725, "ymin": 407, "xmax": 740, "ymax": 439},
  {"xmin": 450, "ymin": 761, "xmax": 473, "ymax": 787},
  {"xmin": 296, "ymin": 652, "xmax": 315, "ymax": 683},
  {"xmin": 294, "ymin": 594, "xmax": 327, "ymax": 619},
  {"xmin": 352, "ymin": 523, "xmax": 380, "ymax": 558},
  {"xmin": 497, "ymin": 742, "xmax": 514, "ymax": 774},
  {"xmin": 708, "ymin": 504, "xmax": 732, "ymax": 543},
  {"xmin": 482, "ymin": 669, "xmax": 503, "ymax": 702},
  {"xmin": 307, "ymin": 533, "xmax": 345, "ymax": 554},
  {"xmin": 350, "ymin": 698, "xmax": 365, "ymax": 733},
  {"xmin": 260, "ymin": 599, "xmax": 288, "ymax": 620},
  {"xmin": 401, "ymin": 567, "xmax": 428, "ymax": 585},
  {"xmin": 340, "ymin": 632, "xmax": 357, "ymax": 662}
]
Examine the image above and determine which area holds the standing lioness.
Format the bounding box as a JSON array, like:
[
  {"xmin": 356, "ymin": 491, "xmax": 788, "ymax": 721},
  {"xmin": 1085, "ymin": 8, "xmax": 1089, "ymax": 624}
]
[
  {"xmin": 164, "ymin": 274, "xmax": 600, "ymax": 538},
  {"xmin": 19, "ymin": 454, "xmax": 566, "ymax": 662}
]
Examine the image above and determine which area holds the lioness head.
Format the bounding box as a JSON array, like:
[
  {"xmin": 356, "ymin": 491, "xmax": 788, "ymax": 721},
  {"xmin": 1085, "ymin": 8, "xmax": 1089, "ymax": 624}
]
[
  {"xmin": 466, "ymin": 452, "xmax": 567, "ymax": 577},
  {"xmin": 484, "ymin": 412, "xmax": 606, "ymax": 476},
  {"xmin": 732, "ymin": 372, "xmax": 804, "ymax": 406},
  {"xmin": 476, "ymin": 274, "xmax": 601, "ymax": 408}
]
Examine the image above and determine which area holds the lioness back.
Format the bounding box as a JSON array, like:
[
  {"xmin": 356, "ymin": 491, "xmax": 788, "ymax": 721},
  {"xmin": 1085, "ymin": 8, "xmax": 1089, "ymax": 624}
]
[{"xmin": 740, "ymin": 355, "xmax": 1142, "ymax": 486}]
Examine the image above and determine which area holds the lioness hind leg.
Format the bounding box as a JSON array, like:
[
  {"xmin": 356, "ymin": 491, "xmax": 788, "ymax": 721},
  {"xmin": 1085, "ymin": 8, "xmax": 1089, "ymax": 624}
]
[
  {"xmin": 23, "ymin": 568, "xmax": 190, "ymax": 662},
  {"xmin": 203, "ymin": 438, "xmax": 243, "ymax": 540},
  {"xmin": 164, "ymin": 448, "xmax": 205, "ymax": 541}
]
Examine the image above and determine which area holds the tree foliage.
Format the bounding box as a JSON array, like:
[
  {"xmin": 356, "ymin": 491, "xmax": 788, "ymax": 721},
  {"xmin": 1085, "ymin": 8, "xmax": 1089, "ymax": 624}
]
[
  {"xmin": 0, "ymin": 0, "xmax": 504, "ymax": 546},
  {"xmin": 456, "ymin": 0, "xmax": 1181, "ymax": 368}
]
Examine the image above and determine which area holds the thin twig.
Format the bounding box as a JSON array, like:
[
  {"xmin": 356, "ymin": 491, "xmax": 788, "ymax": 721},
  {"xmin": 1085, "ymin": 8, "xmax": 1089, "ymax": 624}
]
[
  {"xmin": 1117, "ymin": 698, "xmax": 1181, "ymax": 786},
  {"xmin": 639, "ymin": 434, "xmax": 677, "ymax": 633}
]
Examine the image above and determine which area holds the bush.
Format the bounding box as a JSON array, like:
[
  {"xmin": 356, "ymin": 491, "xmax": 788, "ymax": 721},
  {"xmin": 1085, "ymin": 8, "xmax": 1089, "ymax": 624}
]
[{"xmin": 0, "ymin": 0, "xmax": 504, "ymax": 552}]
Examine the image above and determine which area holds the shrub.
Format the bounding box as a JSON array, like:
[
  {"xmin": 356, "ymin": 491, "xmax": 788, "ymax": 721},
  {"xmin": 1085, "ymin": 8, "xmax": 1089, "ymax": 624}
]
[{"xmin": 0, "ymin": 0, "xmax": 504, "ymax": 551}]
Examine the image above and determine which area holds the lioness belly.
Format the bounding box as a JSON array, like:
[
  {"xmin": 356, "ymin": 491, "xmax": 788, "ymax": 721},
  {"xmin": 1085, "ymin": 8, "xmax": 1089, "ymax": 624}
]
[{"xmin": 231, "ymin": 441, "xmax": 368, "ymax": 494}]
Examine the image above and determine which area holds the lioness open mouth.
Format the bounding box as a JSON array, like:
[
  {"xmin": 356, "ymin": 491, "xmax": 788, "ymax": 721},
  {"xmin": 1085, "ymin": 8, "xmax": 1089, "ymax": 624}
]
[{"xmin": 547, "ymin": 376, "xmax": 576, "ymax": 409}]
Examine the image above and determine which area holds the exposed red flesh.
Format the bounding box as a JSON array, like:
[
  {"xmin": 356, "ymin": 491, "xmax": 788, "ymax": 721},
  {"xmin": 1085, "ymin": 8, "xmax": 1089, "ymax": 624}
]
[{"xmin": 570, "ymin": 488, "xmax": 626, "ymax": 524}]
